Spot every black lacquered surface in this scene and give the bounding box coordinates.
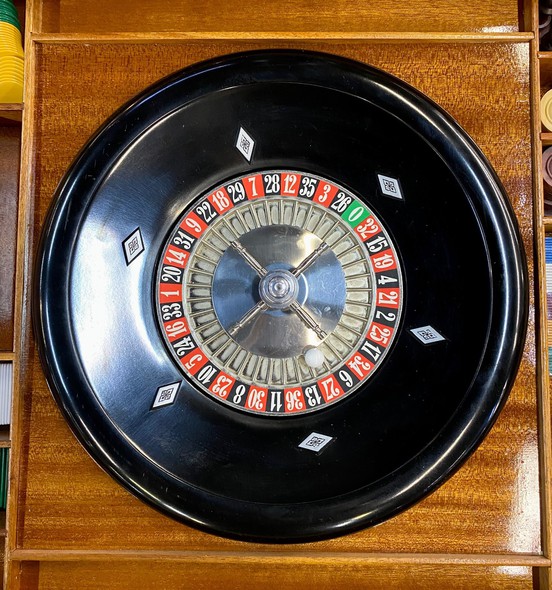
[34,50,527,542]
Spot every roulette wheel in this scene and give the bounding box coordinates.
[34,50,527,542]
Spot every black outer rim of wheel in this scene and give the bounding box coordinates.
[34,49,528,543]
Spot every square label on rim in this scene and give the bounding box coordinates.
[236,127,255,162]
[298,432,334,453]
[410,325,446,344]
[377,174,403,200]
[123,227,145,265]
[152,382,181,409]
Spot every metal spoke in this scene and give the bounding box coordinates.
[292,241,329,278]
[228,300,268,337]
[289,301,327,340]
[230,240,268,278]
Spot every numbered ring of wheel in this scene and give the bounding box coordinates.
[156,171,402,417]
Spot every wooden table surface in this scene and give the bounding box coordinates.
[4,0,548,586]
[13,39,537,555]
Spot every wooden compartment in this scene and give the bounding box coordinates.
[11,37,538,557]
[32,0,522,36]
[0,123,20,353]
[8,561,539,590]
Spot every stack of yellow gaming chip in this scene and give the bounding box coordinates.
[0,0,23,103]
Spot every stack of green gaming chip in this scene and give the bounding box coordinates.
[0,448,8,510]
[0,0,20,28]
[0,0,23,103]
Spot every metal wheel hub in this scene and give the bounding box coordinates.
[259,269,299,309]
[211,224,347,359]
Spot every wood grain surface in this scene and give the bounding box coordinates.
[34,0,521,35]
[0,127,19,352]
[9,40,538,565]
[11,561,538,590]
